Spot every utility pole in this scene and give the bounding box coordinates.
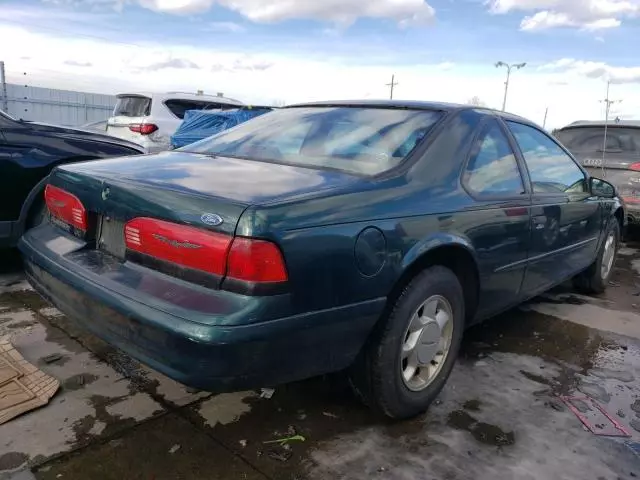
[495,61,526,111]
[599,80,622,176]
[386,74,398,100]
[542,107,549,129]
[0,61,8,113]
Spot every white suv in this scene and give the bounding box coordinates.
[106,92,243,152]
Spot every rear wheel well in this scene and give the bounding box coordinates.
[387,246,479,324]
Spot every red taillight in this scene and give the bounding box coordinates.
[630,162,640,172]
[44,184,87,231]
[129,123,158,135]
[227,237,288,283]
[506,207,528,217]
[623,197,640,204]
[124,218,231,276]
[123,217,288,285]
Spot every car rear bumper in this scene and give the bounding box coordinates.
[19,225,384,391]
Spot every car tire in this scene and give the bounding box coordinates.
[573,220,620,294]
[349,266,465,419]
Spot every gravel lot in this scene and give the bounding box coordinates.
[2,241,640,480]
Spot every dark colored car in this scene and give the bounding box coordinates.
[555,120,640,223]
[19,101,624,419]
[0,110,144,247]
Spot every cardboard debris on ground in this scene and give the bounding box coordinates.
[0,336,60,425]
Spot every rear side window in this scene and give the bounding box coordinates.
[508,121,587,194]
[165,100,237,119]
[555,126,640,154]
[113,96,151,117]
[463,120,524,196]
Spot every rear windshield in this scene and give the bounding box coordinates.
[113,96,151,117]
[555,126,640,153]
[165,99,238,119]
[182,107,443,175]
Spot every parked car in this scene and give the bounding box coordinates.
[0,110,144,248]
[170,106,274,149]
[555,120,640,224]
[106,92,243,153]
[20,101,624,419]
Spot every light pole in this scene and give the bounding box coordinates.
[495,61,526,111]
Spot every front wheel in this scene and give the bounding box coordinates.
[349,266,465,419]
[573,220,620,294]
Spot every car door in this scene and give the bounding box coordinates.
[505,121,602,296]
[461,118,532,318]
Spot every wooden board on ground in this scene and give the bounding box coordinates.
[0,336,59,425]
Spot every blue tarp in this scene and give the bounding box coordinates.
[171,107,272,148]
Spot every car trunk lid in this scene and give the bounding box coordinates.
[48,151,359,243]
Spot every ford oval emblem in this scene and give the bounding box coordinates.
[201,213,223,226]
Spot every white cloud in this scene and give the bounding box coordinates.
[539,58,640,84]
[488,0,640,31]
[520,11,573,30]
[583,17,621,29]
[138,0,214,14]
[64,59,93,67]
[57,0,436,26]
[208,21,245,33]
[43,0,128,11]
[2,23,640,130]
[140,58,200,71]
[434,61,455,71]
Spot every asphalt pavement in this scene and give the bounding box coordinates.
[2,243,640,480]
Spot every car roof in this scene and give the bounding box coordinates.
[116,92,243,105]
[284,99,536,124]
[559,119,640,129]
[285,99,465,111]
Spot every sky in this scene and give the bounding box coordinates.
[1,0,640,129]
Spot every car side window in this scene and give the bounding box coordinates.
[463,120,524,196]
[165,100,197,119]
[507,121,587,194]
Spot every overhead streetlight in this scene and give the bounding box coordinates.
[495,61,526,112]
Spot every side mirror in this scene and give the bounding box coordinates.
[590,177,616,199]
